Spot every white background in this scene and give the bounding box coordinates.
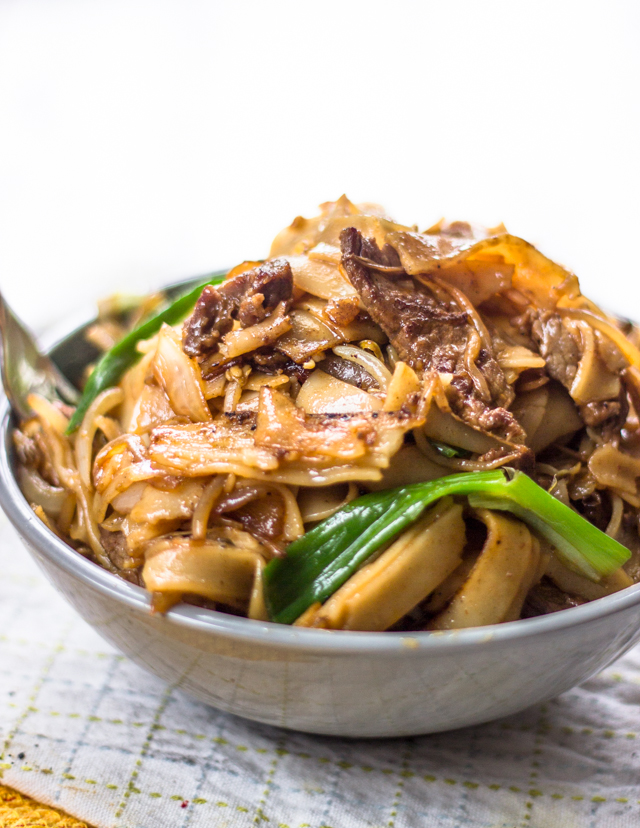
[1,0,639,331]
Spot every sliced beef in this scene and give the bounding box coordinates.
[580,399,621,428]
[531,312,580,389]
[447,376,526,444]
[248,349,312,383]
[183,259,293,358]
[13,428,60,487]
[522,577,585,617]
[340,227,525,444]
[341,227,468,373]
[99,528,142,585]
[584,382,629,441]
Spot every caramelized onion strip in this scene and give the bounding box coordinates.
[605,492,624,539]
[27,394,110,565]
[427,274,492,351]
[560,307,640,371]
[464,330,491,403]
[75,387,124,489]
[413,426,520,472]
[191,475,226,540]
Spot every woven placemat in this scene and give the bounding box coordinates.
[0,784,90,828]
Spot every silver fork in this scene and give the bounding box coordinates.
[0,289,79,420]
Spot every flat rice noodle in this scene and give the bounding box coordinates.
[110,480,146,513]
[496,345,546,380]
[297,297,387,345]
[129,479,206,524]
[509,386,549,447]
[122,516,184,554]
[365,444,446,491]
[313,498,466,631]
[75,387,125,489]
[307,242,342,266]
[429,510,540,629]
[295,370,382,414]
[529,383,582,453]
[219,302,292,359]
[275,309,342,363]
[422,400,512,455]
[142,529,265,610]
[284,255,357,301]
[153,324,212,423]
[272,200,572,311]
[438,260,515,307]
[128,382,175,435]
[248,558,269,620]
[269,195,410,257]
[149,416,280,475]
[255,386,377,460]
[589,444,640,496]
[386,230,574,310]
[93,435,169,520]
[545,555,633,601]
[119,348,155,431]
[510,382,582,453]
[148,389,414,485]
[569,322,621,404]
[423,554,479,614]
[383,362,421,412]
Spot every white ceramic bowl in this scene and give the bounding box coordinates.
[2,319,640,737]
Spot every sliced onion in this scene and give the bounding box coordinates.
[75,387,124,489]
[17,466,68,517]
[297,483,358,523]
[153,324,212,423]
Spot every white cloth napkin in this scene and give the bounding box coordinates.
[1,509,639,828]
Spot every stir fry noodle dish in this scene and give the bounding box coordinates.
[14,198,640,631]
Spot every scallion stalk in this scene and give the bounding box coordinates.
[263,469,630,624]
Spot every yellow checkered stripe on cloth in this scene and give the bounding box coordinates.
[0,785,91,828]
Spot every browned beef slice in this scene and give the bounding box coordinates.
[522,577,584,617]
[183,259,293,358]
[531,312,580,389]
[99,528,142,585]
[447,376,525,444]
[340,227,468,372]
[340,227,525,443]
[580,400,621,427]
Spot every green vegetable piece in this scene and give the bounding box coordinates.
[66,271,227,433]
[429,440,471,459]
[263,469,631,624]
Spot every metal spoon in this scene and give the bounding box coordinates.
[0,289,79,421]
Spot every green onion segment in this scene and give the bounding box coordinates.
[263,469,631,625]
[429,440,471,459]
[66,271,226,433]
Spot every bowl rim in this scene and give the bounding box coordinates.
[3,312,640,656]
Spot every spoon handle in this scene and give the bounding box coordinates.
[0,290,79,421]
